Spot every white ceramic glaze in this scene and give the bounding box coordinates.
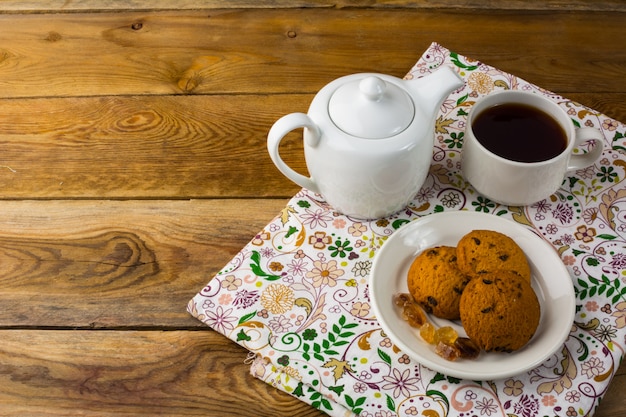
[462,90,604,206]
[267,66,464,219]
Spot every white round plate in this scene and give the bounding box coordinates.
[370,211,575,380]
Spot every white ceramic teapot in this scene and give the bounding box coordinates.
[267,65,464,219]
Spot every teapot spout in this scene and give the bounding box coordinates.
[405,65,464,122]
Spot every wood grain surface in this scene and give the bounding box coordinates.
[0,2,623,416]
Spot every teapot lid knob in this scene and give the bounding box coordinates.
[328,75,415,139]
[359,76,386,101]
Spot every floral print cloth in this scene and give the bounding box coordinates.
[188,43,626,417]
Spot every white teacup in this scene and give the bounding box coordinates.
[462,90,604,206]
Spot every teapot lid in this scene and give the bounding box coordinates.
[328,76,414,139]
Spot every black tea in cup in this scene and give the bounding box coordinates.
[472,103,568,163]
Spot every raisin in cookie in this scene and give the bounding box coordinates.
[456,229,531,282]
[407,246,471,320]
[459,271,540,352]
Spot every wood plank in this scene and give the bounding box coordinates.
[0,10,621,98]
[0,329,325,417]
[0,329,622,416]
[0,93,623,200]
[0,0,624,12]
[0,94,309,199]
[0,199,288,328]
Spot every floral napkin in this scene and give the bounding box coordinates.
[188,42,626,417]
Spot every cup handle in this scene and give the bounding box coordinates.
[567,127,604,171]
[267,112,321,193]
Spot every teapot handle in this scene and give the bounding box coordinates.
[267,112,322,194]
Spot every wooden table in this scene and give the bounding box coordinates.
[0,1,624,416]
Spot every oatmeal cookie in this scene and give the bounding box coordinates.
[407,246,471,320]
[460,271,540,352]
[456,229,531,281]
